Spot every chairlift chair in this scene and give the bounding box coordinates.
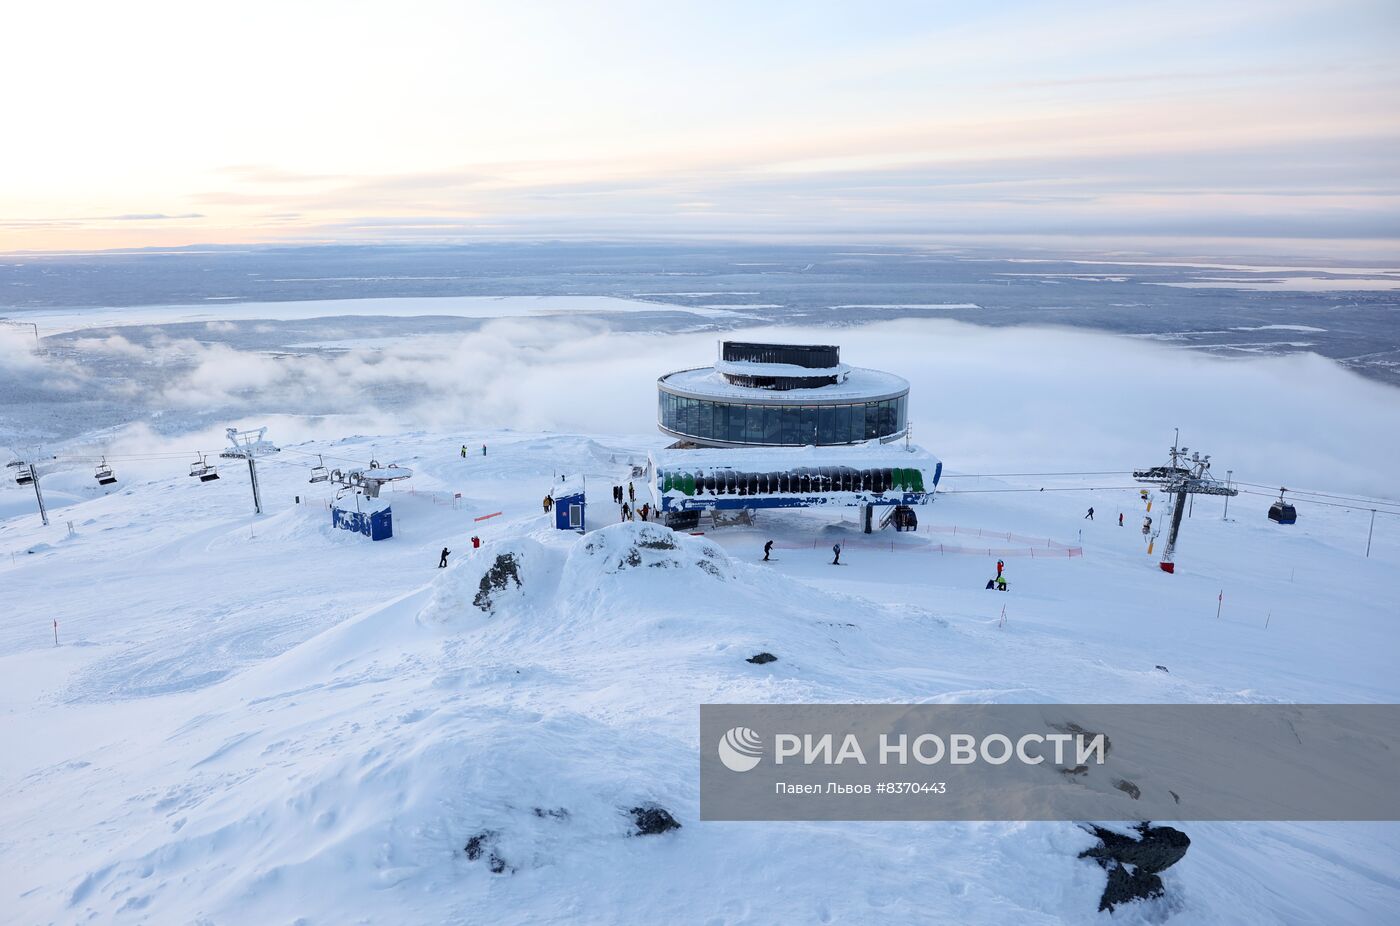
[13,464,34,486]
[190,454,220,482]
[309,455,330,484]
[1267,488,1297,525]
[94,458,117,485]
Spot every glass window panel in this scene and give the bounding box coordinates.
[817,406,836,443]
[834,404,853,443]
[851,403,866,442]
[779,406,801,445]
[728,404,745,443]
[800,406,818,445]
[763,406,781,443]
[745,406,764,443]
[865,402,880,439]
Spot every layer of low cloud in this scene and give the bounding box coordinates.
[5,318,1398,501]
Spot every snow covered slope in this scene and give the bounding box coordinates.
[3,427,1398,924]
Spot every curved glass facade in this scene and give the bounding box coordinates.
[658,391,907,446]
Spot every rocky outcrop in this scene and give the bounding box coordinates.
[473,553,522,612]
[1080,822,1190,912]
[630,804,681,836]
[464,829,512,874]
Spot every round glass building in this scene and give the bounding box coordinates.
[658,341,909,447]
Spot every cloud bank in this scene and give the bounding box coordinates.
[7,318,1397,500]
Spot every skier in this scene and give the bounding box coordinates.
[620,503,631,522]
[831,542,842,565]
[763,540,774,561]
[460,445,466,458]
[471,536,481,549]
[1118,512,1124,527]
[996,574,1008,592]
[628,482,636,503]
[482,444,487,456]
[438,547,450,568]
[1085,507,1095,520]
[639,502,650,521]
[996,558,1004,578]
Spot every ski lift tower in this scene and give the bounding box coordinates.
[325,459,413,498]
[219,426,280,515]
[1133,430,1236,573]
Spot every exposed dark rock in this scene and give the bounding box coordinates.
[1081,823,1191,912]
[747,652,778,665]
[464,829,513,874]
[1155,665,1169,673]
[464,830,496,860]
[473,553,522,611]
[630,804,681,836]
[1114,779,1142,800]
[533,806,569,820]
[1059,764,1089,776]
[1099,861,1164,911]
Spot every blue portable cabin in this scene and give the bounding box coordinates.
[552,476,586,532]
[332,494,393,540]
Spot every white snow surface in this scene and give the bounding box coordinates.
[661,365,908,401]
[3,426,1399,924]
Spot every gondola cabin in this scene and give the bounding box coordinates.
[1268,489,1297,525]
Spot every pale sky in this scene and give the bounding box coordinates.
[1,0,1397,252]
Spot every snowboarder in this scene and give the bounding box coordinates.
[831,542,842,565]
[1118,512,1124,527]
[438,547,450,568]
[1085,507,1095,520]
[628,482,636,503]
[996,558,1004,578]
[460,445,466,458]
[996,575,1008,592]
[763,540,774,561]
[482,444,487,456]
[639,502,650,521]
[621,503,631,522]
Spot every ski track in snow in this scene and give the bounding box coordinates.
[2,428,1398,924]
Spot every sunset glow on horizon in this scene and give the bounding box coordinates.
[2,0,1397,254]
